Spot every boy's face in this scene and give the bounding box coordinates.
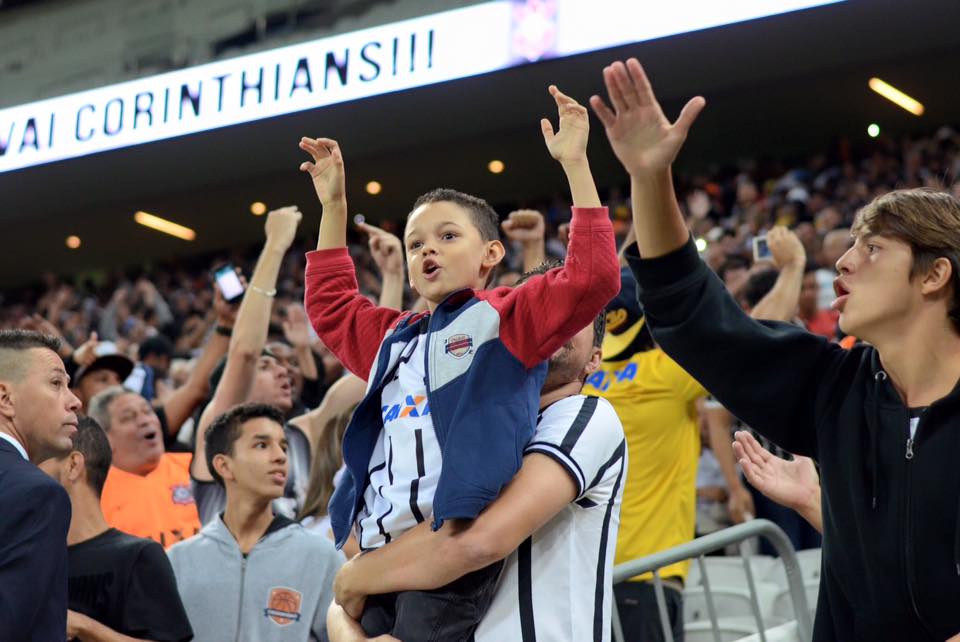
[405,201,504,309]
[833,233,921,341]
[221,417,288,501]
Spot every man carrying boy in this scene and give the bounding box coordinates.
[327,264,626,642]
[301,85,619,639]
[167,404,342,641]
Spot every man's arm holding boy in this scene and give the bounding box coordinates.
[489,86,620,367]
[300,138,405,379]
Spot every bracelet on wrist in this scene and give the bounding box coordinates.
[215,325,233,337]
[248,285,277,297]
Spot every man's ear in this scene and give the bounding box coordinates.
[920,256,954,297]
[0,381,15,421]
[582,347,603,379]
[66,452,85,485]
[212,453,234,484]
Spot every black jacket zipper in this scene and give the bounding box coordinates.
[903,418,935,639]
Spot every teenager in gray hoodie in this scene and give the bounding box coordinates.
[168,403,342,641]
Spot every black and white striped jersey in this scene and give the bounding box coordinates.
[356,334,441,550]
[476,394,627,642]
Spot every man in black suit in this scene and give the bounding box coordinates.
[0,330,82,640]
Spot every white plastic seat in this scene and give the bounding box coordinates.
[683,581,783,624]
[686,555,778,588]
[733,619,803,642]
[772,581,819,621]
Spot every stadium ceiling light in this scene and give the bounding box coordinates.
[65,235,81,249]
[867,123,880,138]
[250,201,267,216]
[134,211,196,241]
[868,78,924,116]
[488,160,505,174]
[365,181,382,195]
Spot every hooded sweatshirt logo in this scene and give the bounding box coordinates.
[264,587,302,626]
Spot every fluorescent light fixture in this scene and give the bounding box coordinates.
[487,159,505,174]
[134,211,196,241]
[868,78,924,116]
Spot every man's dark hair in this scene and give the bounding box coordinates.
[743,268,781,309]
[72,416,113,497]
[516,261,606,348]
[410,188,500,242]
[717,255,751,283]
[205,403,285,487]
[0,330,62,381]
[138,335,174,361]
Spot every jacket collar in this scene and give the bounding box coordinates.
[0,432,28,460]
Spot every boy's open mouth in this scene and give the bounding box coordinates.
[423,259,441,279]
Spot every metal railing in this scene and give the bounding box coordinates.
[611,519,813,642]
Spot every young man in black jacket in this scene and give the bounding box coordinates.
[590,58,960,641]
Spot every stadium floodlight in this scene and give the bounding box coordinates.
[868,78,924,116]
[134,211,196,241]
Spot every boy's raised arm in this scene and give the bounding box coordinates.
[300,137,348,250]
[487,86,619,367]
[300,137,404,380]
[542,85,601,209]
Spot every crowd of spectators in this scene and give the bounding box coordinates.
[1,117,958,641]
[5,125,958,369]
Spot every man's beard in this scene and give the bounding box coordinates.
[543,345,584,393]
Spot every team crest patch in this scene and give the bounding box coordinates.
[444,334,473,358]
[170,484,194,505]
[264,587,303,626]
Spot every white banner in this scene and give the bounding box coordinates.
[0,0,841,173]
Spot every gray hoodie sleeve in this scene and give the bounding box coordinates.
[312,544,346,642]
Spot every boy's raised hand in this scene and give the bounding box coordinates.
[589,58,705,175]
[541,85,590,164]
[299,137,346,206]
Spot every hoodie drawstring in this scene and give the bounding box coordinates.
[868,370,887,510]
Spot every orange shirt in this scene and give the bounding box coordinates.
[101,452,201,549]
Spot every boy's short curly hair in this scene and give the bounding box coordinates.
[410,188,500,242]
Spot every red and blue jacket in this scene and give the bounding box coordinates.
[304,207,619,549]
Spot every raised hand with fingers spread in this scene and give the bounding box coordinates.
[589,58,705,176]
